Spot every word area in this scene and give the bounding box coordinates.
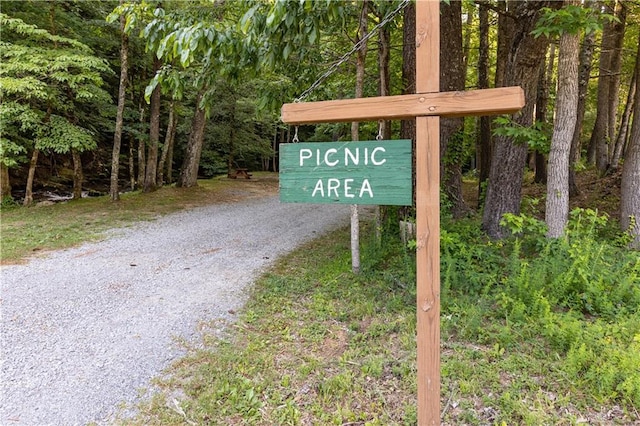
[279,140,412,205]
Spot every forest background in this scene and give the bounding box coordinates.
[2,0,640,424]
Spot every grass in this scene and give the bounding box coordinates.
[0,173,277,264]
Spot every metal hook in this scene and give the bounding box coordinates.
[376,120,384,141]
[292,126,299,143]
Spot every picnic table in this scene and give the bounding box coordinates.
[228,168,252,179]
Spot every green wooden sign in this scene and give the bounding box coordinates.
[279,140,412,205]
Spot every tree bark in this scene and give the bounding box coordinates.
[482,1,558,239]
[157,100,176,186]
[534,43,555,184]
[494,1,513,89]
[461,4,473,75]
[378,24,391,140]
[143,55,162,193]
[24,149,39,206]
[137,103,146,189]
[0,162,10,199]
[620,30,640,249]
[349,0,369,274]
[177,89,207,188]
[606,0,626,156]
[227,95,236,177]
[477,2,491,207]
[376,9,392,242]
[110,7,128,202]
[129,135,135,190]
[569,21,596,197]
[588,1,621,171]
[71,149,83,199]
[611,62,635,169]
[401,2,416,211]
[165,123,176,185]
[546,8,580,238]
[440,0,469,218]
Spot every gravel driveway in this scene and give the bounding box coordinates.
[1,195,350,425]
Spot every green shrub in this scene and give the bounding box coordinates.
[442,208,640,407]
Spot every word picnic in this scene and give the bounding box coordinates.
[279,140,412,206]
[299,147,387,167]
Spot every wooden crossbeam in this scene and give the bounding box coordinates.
[281,86,524,124]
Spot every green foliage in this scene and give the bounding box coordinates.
[0,12,112,166]
[532,5,603,38]
[493,116,550,153]
[447,208,640,408]
[35,115,97,154]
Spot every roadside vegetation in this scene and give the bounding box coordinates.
[0,174,277,264]
[60,175,634,426]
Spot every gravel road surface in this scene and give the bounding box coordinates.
[1,195,350,425]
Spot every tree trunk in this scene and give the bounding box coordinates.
[24,149,39,206]
[546,8,580,238]
[378,24,391,140]
[482,1,558,239]
[588,1,619,171]
[611,64,636,169]
[494,1,513,89]
[534,43,555,184]
[0,162,10,199]
[569,21,596,197]
[227,97,236,177]
[137,103,146,189]
[620,31,640,249]
[461,4,473,74]
[377,12,392,242]
[440,0,468,218]
[477,2,491,206]
[129,135,135,190]
[165,125,176,185]
[606,0,626,157]
[71,149,83,199]
[177,89,207,188]
[401,1,416,211]
[157,100,176,186]
[110,7,128,202]
[349,0,369,274]
[143,55,162,193]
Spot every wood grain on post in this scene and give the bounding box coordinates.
[415,1,440,424]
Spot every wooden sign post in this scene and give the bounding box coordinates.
[280,1,524,424]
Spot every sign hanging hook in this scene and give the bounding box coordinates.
[376,120,383,141]
[292,126,299,143]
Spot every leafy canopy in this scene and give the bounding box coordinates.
[0,13,112,166]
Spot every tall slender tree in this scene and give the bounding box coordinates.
[545,1,581,238]
[349,0,369,274]
[477,2,491,206]
[588,0,626,172]
[143,54,162,192]
[569,10,596,196]
[620,29,640,249]
[110,1,129,202]
[611,72,636,168]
